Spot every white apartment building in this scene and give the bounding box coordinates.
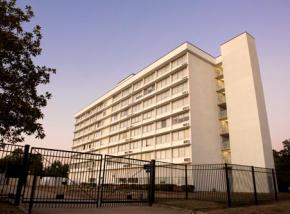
[72,32,274,169]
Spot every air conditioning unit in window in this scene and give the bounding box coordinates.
[182,76,188,80]
[183,106,189,111]
[124,151,129,154]
[123,164,130,168]
[182,62,187,67]
[182,91,188,95]
[183,123,189,127]
[128,151,133,154]
[184,140,190,144]
[184,158,191,162]
[125,138,131,142]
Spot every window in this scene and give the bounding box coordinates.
[172,68,187,82]
[172,55,186,69]
[173,146,190,158]
[119,131,129,140]
[130,140,141,149]
[110,124,119,132]
[156,104,170,116]
[156,118,169,129]
[122,87,131,97]
[133,91,143,101]
[142,137,155,147]
[156,149,171,160]
[144,72,155,84]
[109,134,119,143]
[111,113,119,122]
[131,127,141,137]
[156,76,170,90]
[156,90,170,102]
[118,143,129,152]
[172,97,189,110]
[120,98,130,108]
[156,133,170,145]
[172,112,189,125]
[113,92,121,102]
[142,152,154,161]
[120,119,130,129]
[133,80,142,90]
[108,146,118,154]
[132,102,142,113]
[120,108,129,118]
[143,110,154,120]
[143,97,154,108]
[157,64,170,77]
[112,103,120,112]
[144,84,155,95]
[172,82,188,95]
[172,129,189,141]
[143,123,154,133]
[128,178,138,183]
[131,114,141,124]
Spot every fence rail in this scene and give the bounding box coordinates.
[0,143,289,214]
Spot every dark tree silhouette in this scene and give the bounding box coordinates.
[273,139,290,192]
[44,160,69,178]
[0,148,43,177]
[0,0,56,144]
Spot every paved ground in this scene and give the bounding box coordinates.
[31,206,191,214]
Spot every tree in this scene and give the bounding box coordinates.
[44,160,69,178]
[0,148,43,177]
[273,139,290,192]
[0,0,56,144]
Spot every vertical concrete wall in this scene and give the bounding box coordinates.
[188,52,222,164]
[221,33,274,168]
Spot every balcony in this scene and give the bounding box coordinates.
[216,82,225,93]
[220,125,229,136]
[217,94,226,107]
[215,69,224,80]
[219,110,227,120]
[221,140,230,150]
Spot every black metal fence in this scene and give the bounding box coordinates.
[0,143,289,213]
[100,155,152,206]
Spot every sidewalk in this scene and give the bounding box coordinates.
[31,206,191,214]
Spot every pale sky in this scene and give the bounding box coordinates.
[19,0,290,151]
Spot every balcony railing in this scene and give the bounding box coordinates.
[215,69,224,79]
[220,125,229,135]
[219,110,227,120]
[221,140,230,150]
[216,82,225,92]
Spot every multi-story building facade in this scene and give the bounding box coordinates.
[72,32,274,169]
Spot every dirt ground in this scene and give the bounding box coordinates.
[0,202,25,214]
[204,201,290,214]
[1,200,290,214]
[159,200,290,214]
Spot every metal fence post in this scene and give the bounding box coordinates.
[15,144,30,205]
[149,159,156,206]
[272,169,278,201]
[28,174,37,214]
[224,163,232,207]
[251,166,258,205]
[185,164,188,200]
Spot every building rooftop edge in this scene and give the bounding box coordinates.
[74,32,252,117]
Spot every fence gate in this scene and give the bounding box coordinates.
[100,155,153,206]
[0,144,26,204]
[22,147,102,212]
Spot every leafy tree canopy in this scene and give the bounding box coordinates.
[0,148,43,176]
[0,0,56,144]
[273,139,290,192]
[44,160,69,178]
